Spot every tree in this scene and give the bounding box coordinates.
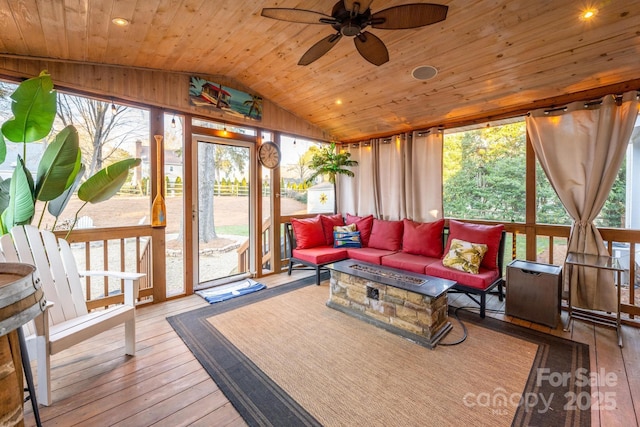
[443,123,526,221]
[597,159,626,228]
[535,163,571,225]
[307,143,358,213]
[56,94,147,176]
[198,143,249,242]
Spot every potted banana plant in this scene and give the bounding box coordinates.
[0,71,141,235]
[307,142,358,214]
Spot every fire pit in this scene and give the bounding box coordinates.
[326,260,455,349]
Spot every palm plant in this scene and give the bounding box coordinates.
[307,142,358,213]
[0,71,141,235]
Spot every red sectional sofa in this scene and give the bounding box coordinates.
[285,214,506,318]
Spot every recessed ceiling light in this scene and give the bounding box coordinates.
[581,8,597,20]
[335,99,342,105]
[411,65,438,81]
[112,17,129,26]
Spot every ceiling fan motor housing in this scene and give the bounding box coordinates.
[331,1,372,37]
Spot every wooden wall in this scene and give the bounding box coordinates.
[0,58,332,142]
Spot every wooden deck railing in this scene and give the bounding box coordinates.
[237,217,272,273]
[56,217,640,326]
[55,225,153,310]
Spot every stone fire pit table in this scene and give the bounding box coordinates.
[327,260,456,349]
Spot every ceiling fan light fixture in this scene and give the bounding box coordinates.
[411,65,438,81]
[341,22,361,36]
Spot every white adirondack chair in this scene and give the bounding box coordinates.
[0,225,144,406]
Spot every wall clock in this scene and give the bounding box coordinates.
[258,141,281,169]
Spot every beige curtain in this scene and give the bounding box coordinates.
[376,135,407,219]
[337,128,443,221]
[337,141,377,216]
[526,91,639,312]
[407,129,444,221]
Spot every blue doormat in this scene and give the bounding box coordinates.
[196,278,266,304]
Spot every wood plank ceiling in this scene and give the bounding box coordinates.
[0,0,639,141]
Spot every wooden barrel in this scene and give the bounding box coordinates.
[0,331,24,426]
[0,263,44,427]
[0,263,45,337]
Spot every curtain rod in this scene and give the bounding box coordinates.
[339,86,640,144]
[542,91,639,114]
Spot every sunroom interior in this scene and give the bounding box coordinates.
[1,0,640,426]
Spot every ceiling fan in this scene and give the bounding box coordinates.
[261,1,448,66]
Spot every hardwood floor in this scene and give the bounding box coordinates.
[22,270,640,426]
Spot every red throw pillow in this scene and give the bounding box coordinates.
[402,218,445,258]
[368,219,404,251]
[445,220,504,270]
[320,213,344,245]
[345,214,374,247]
[291,216,326,249]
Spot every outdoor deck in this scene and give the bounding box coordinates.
[22,270,640,427]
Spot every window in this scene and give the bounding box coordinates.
[0,80,150,230]
[279,135,329,215]
[443,119,526,222]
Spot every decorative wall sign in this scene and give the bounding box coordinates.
[189,76,263,121]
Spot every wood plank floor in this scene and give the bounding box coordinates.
[22,270,640,426]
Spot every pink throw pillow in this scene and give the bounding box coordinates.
[402,218,445,258]
[320,214,344,245]
[445,220,504,270]
[368,219,404,251]
[345,214,374,247]
[291,216,326,249]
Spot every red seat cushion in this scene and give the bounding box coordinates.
[426,262,499,290]
[402,218,445,258]
[445,220,504,270]
[345,214,374,247]
[381,252,440,274]
[347,247,397,264]
[292,246,349,265]
[291,216,325,249]
[368,219,404,251]
[320,213,345,246]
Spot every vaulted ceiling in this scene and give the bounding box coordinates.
[0,0,639,141]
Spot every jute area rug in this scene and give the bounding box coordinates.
[168,276,590,427]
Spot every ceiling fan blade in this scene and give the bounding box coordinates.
[354,31,389,66]
[261,8,332,24]
[343,0,373,15]
[298,33,343,65]
[371,4,448,29]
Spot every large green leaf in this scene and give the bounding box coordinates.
[2,156,35,230]
[48,164,85,218]
[0,133,6,164]
[0,178,11,214]
[78,158,141,203]
[35,125,81,201]
[1,71,57,143]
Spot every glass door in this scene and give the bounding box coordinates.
[195,137,253,289]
